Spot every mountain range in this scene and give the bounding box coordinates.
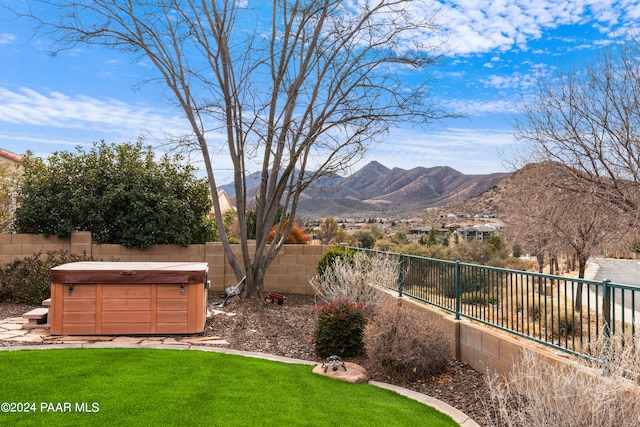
[221,161,511,217]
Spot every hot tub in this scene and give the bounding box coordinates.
[49,262,209,335]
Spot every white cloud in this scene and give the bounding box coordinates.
[480,72,537,90]
[0,33,15,44]
[362,126,519,174]
[441,97,520,115]
[410,0,637,56]
[0,87,187,137]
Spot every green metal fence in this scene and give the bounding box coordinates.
[355,248,640,360]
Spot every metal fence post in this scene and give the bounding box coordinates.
[397,253,404,298]
[601,279,613,376]
[455,260,461,320]
[603,279,611,339]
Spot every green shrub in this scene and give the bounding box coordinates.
[314,298,367,358]
[0,250,95,304]
[316,246,355,279]
[365,303,451,382]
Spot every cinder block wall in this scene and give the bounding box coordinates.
[0,233,73,265]
[0,231,328,295]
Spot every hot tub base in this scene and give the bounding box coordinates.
[49,262,209,336]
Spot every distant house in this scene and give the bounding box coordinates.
[409,226,451,241]
[216,190,235,213]
[409,226,433,236]
[457,224,497,243]
[209,190,236,219]
[0,148,22,232]
[0,148,22,172]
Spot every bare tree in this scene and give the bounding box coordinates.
[501,163,556,276]
[19,1,450,296]
[503,162,626,309]
[514,42,640,219]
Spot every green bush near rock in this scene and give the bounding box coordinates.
[314,298,367,358]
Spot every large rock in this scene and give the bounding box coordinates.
[312,360,369,384]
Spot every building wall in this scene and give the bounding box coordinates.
[0,231,328,295]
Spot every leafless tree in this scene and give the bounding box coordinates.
[18,1,450,296]
[503,162,626,309]
[514,41,640,219]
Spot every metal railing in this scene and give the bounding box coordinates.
[354,248,640,360]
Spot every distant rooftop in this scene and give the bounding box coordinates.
[0,148,22,164]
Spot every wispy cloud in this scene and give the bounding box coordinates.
[364,126,519,174]
[441,97,520,116]
[0,87,186,137]
[0,33,15,44]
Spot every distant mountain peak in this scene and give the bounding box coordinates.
[220,161,511,216]
[355,161,389,175]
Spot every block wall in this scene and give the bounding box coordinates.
[384,290,578,378]
[0,232,329,295]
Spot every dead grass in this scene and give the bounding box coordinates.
[484,339,640,427]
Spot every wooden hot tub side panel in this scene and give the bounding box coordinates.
[58,284,97,335]
[156,284,189,334]
[101,284,153,335]
[50,282,206,335]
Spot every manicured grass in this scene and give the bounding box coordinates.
[0,348,457,426]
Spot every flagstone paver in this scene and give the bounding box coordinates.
[1,322,26,331]
[0,310,238,347]
[8,335,43,343]
[0,331,26,340]
[160,338,189,345]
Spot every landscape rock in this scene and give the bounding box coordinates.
[312,360,369,384]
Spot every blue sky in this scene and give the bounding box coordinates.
[1,1,640,183]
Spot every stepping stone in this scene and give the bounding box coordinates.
[161,338,189,345]
[0,331,27,340]
[9,335,44,343]
[2,323,25,331]
[111,337,144,344]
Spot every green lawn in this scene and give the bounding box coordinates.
[0,348,457,426]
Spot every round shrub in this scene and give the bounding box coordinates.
[314,298,367,358]
[365,303,451,382]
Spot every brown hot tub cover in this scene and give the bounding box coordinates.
[50,262,208,284]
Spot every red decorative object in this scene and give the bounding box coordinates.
[265,292,286,305]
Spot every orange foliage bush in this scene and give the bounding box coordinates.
[267,220,310,244]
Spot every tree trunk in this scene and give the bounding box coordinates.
[536,251,545,293]
[574,256,587,311]
[242,264,265,298]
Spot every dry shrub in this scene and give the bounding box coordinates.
[484,338,640,427]
[0,250,95,304]
[310,252,397,314]
[364,302,451,382]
